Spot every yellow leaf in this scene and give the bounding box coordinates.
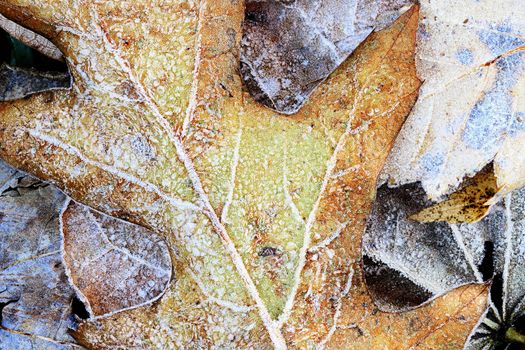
[410,165,499,224]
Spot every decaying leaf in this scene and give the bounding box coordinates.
[61,200,172,318]
[0,159,20,191]
[0,64,70,101]
[383,0,525,198]
[409,164,499,224]
[240,0,415,114]
[0,1,489,349]
[363,173,525,349]
[0,163,81,349]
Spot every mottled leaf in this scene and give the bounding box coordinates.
[409,164,499,224]
[241,0,415,114]
[61,200,172,318]
[383,0,525,198]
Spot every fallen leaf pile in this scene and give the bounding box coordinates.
[0,165,78,349]
[363,177,525,349]
[0,0,522,349]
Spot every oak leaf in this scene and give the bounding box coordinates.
[240,0,415,114]
[0,2,488,349]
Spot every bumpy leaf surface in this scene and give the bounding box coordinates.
[0,2,488,349]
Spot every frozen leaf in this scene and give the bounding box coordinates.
[0,2,487,348]
[383,0,525,198]
[61,200,172,317]
[410,164,499,224]
[0,161,81,349]
[467,188,525,349]
[363,171,525,349]
[241,0,415,114]
[363,182,496,312]
[0,159,20,191]
[0,64,71,101]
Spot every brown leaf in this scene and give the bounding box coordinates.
[61,200,172,318]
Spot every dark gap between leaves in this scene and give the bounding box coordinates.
[0,19,71,101]
[71,296,90,320]
[478,240,495,281]
[0,299,19,324]
[363,255,433,311]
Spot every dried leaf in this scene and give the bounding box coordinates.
[467,188,525,349]
[362,171,525,349]
[409,164,499,224]
[0,159,20,191]
[240,0,415,114]
[383,0,525,198]
[0,162,81,349]
[0,2,487,348]
[0,16,70,101]
[363,182,498,311]
[0,64,70,101]
[61,200,172,318]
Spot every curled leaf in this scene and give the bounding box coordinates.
[0,14,63,61]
